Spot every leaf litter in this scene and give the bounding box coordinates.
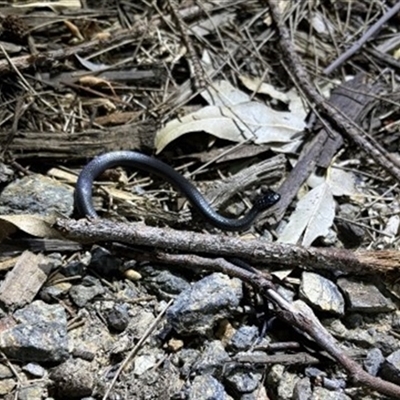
[0,1,399,399]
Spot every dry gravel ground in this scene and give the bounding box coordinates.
[0,1,400,399]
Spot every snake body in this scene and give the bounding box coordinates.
[75,151,280,231]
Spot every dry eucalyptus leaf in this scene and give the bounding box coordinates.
[278,183,336,246]
[155,79,305,153]
[383,215,400,238]
[271,269,293,281]
[203,80,307,120]
[327,167,357,197]
[201,80,250,106]
[190,12,235,37]
[75,54,109,71]
[270,137,304,154]
[239,75,289,103]
[307,167,357,197]
[0,214,63,241]
[12,0,81,11]
[156,99,303,153]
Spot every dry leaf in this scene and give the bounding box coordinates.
[155,79,305,153]
[239,75,289,103]
[202,80,250,106]
[0,214,63,242]
[327,167,357,197]
[64,20,84,41]
[307,167,358,197]
[191,12,235,37]
[12,0,81,11]
[278,183,335,246]
[75,54,109,71]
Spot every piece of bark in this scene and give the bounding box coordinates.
[263,74,386,225]
[264,130,328,225]
[0,251,52,311]
[41,67,167,89]
[2,121,156,160]
[0,239,82,256]
[313,73,385,168]
[187,144,273,164]
[233,351,320,366]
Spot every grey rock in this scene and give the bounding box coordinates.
[63,260,87,277]
[0,162,14,183]
[328,319,400,353]
[107,304,129,332]
[364,348,384,376]
[167,273,243,335]
[305,367,326,378]
[336,203,365,248]
[127,310,156,339]
[22,362,46,378]
[0,363,13,378]
[268,365,299,400]
[193,341,230,374]
[89,246,122,275]
[300,272,345,315]
[240,394,255,400]
[343,312,363,329]
[178,348,201,376]
[312,387,351,399]
[50,358,93,398]
[69,277,105,307]
[118,365,181,399]
[142,266,190,297]
[17,383,47,400]
[368,329,400,355]
[322,377,346,390]
[133,354,157,376]
[292,377,312,400]
[0,301,68,363]
[0,379,16,396]
[0,174,73,216]
[40,281,72,302]
[225,371,261,393]
[380,349,400,385]
[391,311,400,330]
[337,278,395,313]
[240,389,268,400]
[228,325,258,352]
[189,374,227,400]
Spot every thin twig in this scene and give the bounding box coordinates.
[102,299,174,400]
[0,28,145,76]
[324,1,400,74]
[168,0,207,90]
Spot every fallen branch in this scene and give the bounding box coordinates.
[55,219,400,275]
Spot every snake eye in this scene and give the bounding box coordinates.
[254,189,280,211]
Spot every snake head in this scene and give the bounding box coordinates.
[254,189,280,211]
